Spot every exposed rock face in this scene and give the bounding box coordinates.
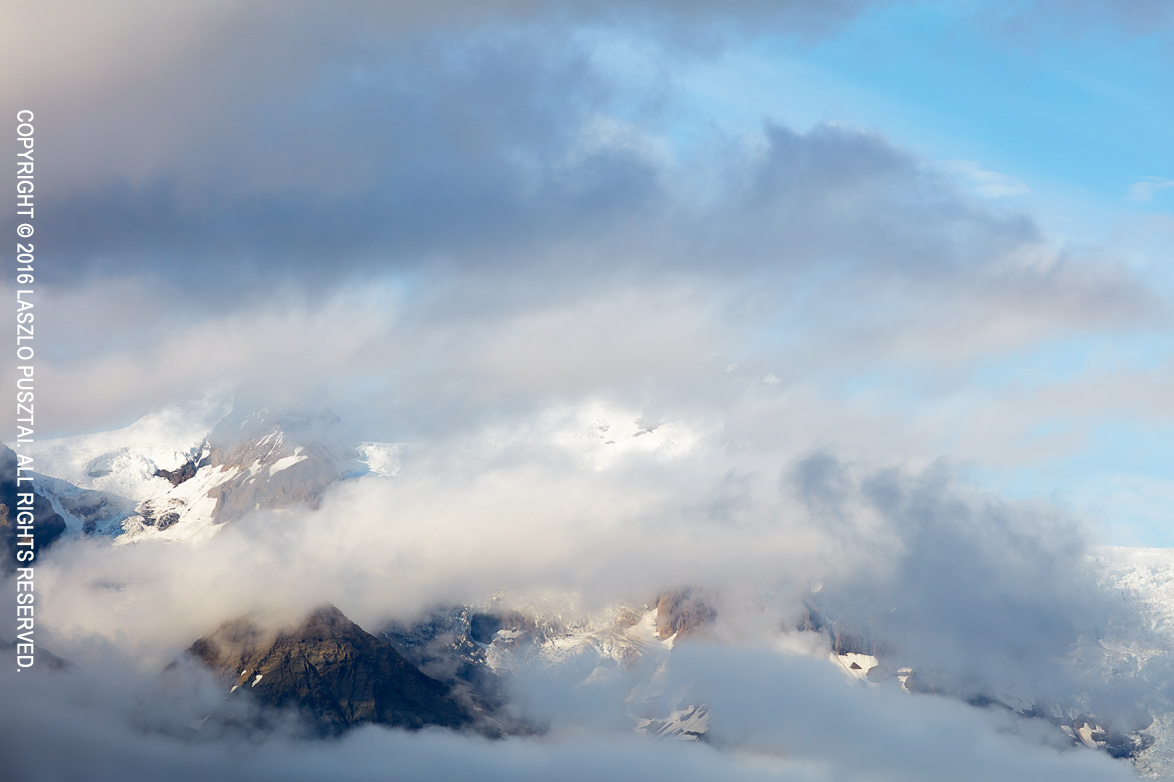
[185,605,472,736]
[0,444,67,571]
[136,499,182,531]
[202,408,344,524]
[1064,713,1154,759]
[154,456,203,487]
[656,589,715,640]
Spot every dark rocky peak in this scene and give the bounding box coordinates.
[184,605,472,736]
[154,445,210,487]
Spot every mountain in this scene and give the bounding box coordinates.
[118,405,350,544]
[1,443,67,571]
[654,589,716,641]
[385,598,709,741]
[25,395,407,546]
[184,605,472,736]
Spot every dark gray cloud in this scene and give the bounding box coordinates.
[9,60,1044,300]
[10,31,643,292]
[0,111,1107,439]
[786,454,1127,713]
[1,1,896,294]
[778,493,1156,754]
[15,0,1117,335]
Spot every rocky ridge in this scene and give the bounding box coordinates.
[184,605,473,737]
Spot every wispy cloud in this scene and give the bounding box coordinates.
[1127,177,1174,202]
[940,160,1032,200]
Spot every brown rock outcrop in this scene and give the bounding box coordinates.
[185,605,472,736]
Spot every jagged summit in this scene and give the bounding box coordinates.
[23,393,407,546]
[184,604,472,736]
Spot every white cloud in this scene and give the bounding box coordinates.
[1127,177,1174,202]
[940,160,1032,199]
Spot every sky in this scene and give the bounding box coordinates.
[3,1,1174,779]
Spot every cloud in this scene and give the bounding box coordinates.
[28,434,1112,718]
[14,107,1155,441]
[8,0,1116,316]
[665,645,1137,782]
[1128,177,1174,202]
[940,161,1032,200]
[984,0,1174,41]
[0,1,898,291]
[789,455,1107,702]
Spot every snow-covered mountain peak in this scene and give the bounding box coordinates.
[26,394,406,545]
[27,391,233,501]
